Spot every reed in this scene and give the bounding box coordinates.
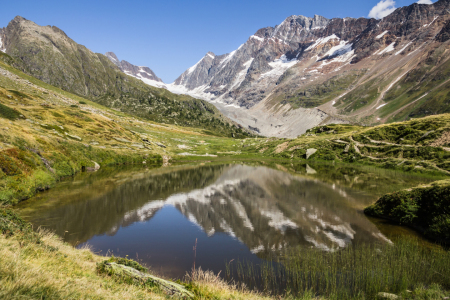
[226,237,450,299]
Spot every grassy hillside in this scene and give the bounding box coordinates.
[239,114,450,176]
[0,25,250,138]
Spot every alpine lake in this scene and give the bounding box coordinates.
[16,160,444,283]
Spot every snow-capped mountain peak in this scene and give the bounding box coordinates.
[105,52,165,88]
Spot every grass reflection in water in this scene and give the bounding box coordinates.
[227,237,450,299]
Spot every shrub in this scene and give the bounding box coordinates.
[0,102,21,120]
[365,182,450,241]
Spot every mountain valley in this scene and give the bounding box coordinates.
[3,1,450,138]
[1,1,450,299]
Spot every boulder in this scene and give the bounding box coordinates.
[306,148,317,159]
[377,292,399,299]
[86,161,100,172]
[113,137,131,143]
[132,143,145,149]
[100,262,194,299]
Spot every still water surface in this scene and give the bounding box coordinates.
[17,162,439,278]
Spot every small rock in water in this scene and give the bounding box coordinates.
[306,164,317,174]
[86,161,101,172]
[377,292,399,299]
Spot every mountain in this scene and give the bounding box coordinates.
[0,16,250,137]
[0,29,5,53]
[170,0,450,137]
[105,52,165,89]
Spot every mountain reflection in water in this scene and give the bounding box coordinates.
[17,163,433,278]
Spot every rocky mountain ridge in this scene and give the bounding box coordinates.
[105,52,165,88]
[168,0,450,137]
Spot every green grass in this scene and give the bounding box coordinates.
[337,77,387,115]
[0,138,162,205]
[283,71,365,109]
[378,44,450,123]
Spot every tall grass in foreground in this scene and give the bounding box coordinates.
[226,238,450,299]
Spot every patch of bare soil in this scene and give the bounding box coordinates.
[274,142,289,154]
[431,131,450,147]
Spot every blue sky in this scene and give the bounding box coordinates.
[1,0,433,82]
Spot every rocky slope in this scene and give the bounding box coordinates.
[105,52,165,89]
[169,0,450,137]
[0,17,247,137]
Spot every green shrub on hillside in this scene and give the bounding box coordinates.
[365,182,450,241]
[0,102,21,120]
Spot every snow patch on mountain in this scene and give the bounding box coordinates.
[250,35,264,42]
[423,16,439,27]
[0,36,5,53]
[219,219,237,238]
[376,30,389,39]
[187,57,205,74]
[321,42,353,59]
[250,245,265,254]
[378,42,396,55]
[261,55,298,78]
[219,45,243,70]
[306,34,340,51]
[124,71,166,89]
[166,82,214,101]
[106,52,164,88]
[395,41,413,55]
[229,198,254,231]
[229,58,254,90]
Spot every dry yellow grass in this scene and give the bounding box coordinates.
[186,268,276,300]
[0,230,165,299]
[0,229,295,300]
